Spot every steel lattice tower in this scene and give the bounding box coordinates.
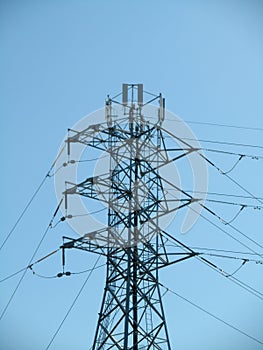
[61,84,195,349]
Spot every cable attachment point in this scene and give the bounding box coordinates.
[28,265,36,276]
[57,271,71,278]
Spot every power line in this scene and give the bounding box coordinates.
[198,252,262,263]
[0,201,63,320]
[45,255,101,350]
[0,148,65,252]
[0,266,28,283]
[204,198,262,208]
[166,136,263,150]
[165,244,263,257]
[0,174,48,252]
[0,224,51,320]
[149,146,263,250]
[165,190,263,209]
[147,115,263,132]
[197,208,262,257]
[200,153,263,205]
[60,144,263,181]
[0,259,105,283]
[160,283,263,346]
[196,138,263,150]
[162,177,263,256]
[197,250,263,300]
[163,151,263,249]
[163,231,263,301]
[70,263,105,275]
[168,189,263,202]
[184,120,263,132]
[167,146,263,159]
[3,244,262,284]
[0,249,60,283]
[30,262,105,279]
[199,200,263,250]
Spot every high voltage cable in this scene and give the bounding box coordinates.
[147,115,263,132]
[160,283,263,346]
[149,207,263,300]
[45,255,101,350]
[203,198,262,209]
[0,249,61,283]
[198,198,263,249]
[0,200,63,321]
[194,138,263,150]
[160,140,263,207]
[196,252,262,263]
[164,190,263,209]
[162,177,263,256]
[163,231,263,301]
[230,274,263,298]
[165,135,263,150]
[129,148,263,257]
[169,189,263,202]
[30,263,105,280]
[159,147,263,246]
[200,153,263,205]
[0,266,28,283]
[166,245,263,264]
[195,205,263,256]
[165,244,263,257]
[0,224,51,320]
[166,147,263,159]
[183,120,263,132]
[0,147,65,252]
[0,175,48,251]
[165,243,263,270]
[197,247,263,300]
[3,246,261,284]
[60,145,262,173]
[51,207,107,228]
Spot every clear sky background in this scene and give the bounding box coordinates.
[1,0,263,349]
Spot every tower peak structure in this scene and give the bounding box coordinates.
[60,83,198,349]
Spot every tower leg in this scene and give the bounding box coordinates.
[92,243,171,350]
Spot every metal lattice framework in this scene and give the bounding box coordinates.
[61,84,197,349]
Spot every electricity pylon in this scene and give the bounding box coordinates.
[61,84,196,349]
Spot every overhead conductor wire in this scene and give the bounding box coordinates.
[45,255,101,350]
[0,199,63,321]
[162,230,263,301]
[199,152,263,205]
[0,146,65,251]
[159,283,263,346]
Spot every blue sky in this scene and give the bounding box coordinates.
[1,0,263,349]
